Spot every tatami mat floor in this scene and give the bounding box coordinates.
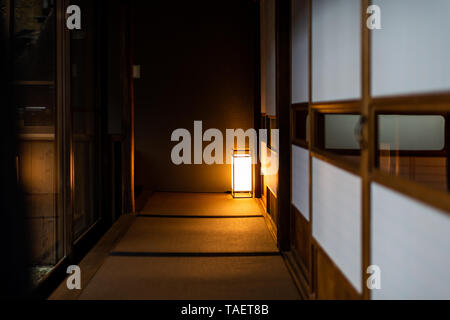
[79,256,299,300]
[51,192,300,300]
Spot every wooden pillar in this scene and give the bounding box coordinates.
[119,0,135,214]
[276,0,292,251]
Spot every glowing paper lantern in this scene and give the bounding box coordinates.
[231,150,253,198]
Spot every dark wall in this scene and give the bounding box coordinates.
[107,0,123,135]
[133,0,257,192]
[0,1,30,297]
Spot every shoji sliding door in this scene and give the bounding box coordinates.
[291,0,365,299]
[310,0,363,299]
[260,0,279,232]
[290,0,310,298]
[369,0,450,299]
[289,0,450,300]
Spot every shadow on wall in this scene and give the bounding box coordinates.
[133,0,257,193]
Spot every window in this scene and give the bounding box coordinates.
[12,0,63,287]
[292,104,309,145]
[376,113,448,193]
[314,111,362,167]
[71,0,101,239]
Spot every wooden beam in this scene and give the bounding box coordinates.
[361,0,371,301]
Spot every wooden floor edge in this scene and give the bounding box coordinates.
[135,189,154,212]
[282,251,310,300]
[48,214,136,300]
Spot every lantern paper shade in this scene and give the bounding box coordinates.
[232,150,253,198]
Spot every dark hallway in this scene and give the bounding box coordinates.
[1,0,450,306]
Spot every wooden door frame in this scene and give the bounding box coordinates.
[119,0,135,214]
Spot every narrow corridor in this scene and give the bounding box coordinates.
[50,193,300,300]
[2,0,450,303]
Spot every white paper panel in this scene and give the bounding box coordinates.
[312,158,362,292]
[261,142,278,195]
[260,2,266,115]
[270,129,279,153]
[371,0,450,97]
[292,145,309,220]
[291,0,309,104]
[312,0,361,102]
[379,115,445,151]
[267,148,278,195]
[371,183,450,300]
[261,0,276,116]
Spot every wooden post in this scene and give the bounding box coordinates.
[276,0,292,251]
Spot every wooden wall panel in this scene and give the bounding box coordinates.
[316,246,360,300]
[268,188,278,227]
[292,205,310,276]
